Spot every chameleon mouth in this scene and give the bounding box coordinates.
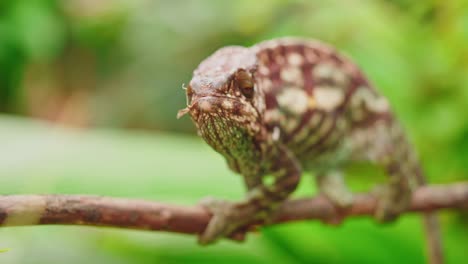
[177,96,228,119]
[179,95,243,119]
[178,95,261,165]
[178,95,260,141]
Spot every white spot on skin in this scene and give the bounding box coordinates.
[312,63,349,87]
[222,100,233,110]
[272,126,281,141]
[240,104,255,116]
[277,88,309,115]
[351,87,389,114]
[259,78,273,92]
[280,66,304,85]
[258,66,270,75]
[333,70,349,87]
[264,109,281,123]
[308,97,316,109]
[313,63,335,79]
[233,116,247,123]
[287,53,304,66]
[369,97,389,113]
[198,100,212,112]
[314,86,345,111]
[256,94,266,113]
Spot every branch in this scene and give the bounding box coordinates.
[0,183,467,236]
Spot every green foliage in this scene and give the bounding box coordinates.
[0,0,64,110]
[0,0,466,178]
[0,0,467,263]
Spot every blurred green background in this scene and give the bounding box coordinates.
[0,0,467,263]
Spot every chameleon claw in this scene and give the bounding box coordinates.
[198,213,228,245]
[198,198,251,245]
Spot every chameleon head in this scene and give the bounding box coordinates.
[178,46,266,162]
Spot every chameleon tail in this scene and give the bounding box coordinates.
[422,211,443,264]
[370,116,444,264]
[395,121,444,264]
[413,166,444,264]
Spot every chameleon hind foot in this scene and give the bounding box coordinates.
[373,184,412,223]
[198,197,257,245]
[316,171,354,208]
[316,171,354,224]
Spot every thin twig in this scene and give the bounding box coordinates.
[0,183,467,236]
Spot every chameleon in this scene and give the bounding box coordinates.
[178,37,443,263]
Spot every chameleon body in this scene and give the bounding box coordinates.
[178,37,442,262]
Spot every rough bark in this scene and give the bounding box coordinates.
[0,183,467,236]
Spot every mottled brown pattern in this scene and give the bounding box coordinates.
[180,37,442,263]
[253,39,364,160]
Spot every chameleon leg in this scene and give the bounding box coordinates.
[316,170,353,208]
[244,176,262,190]
[361,119,443,263]
[198,145,301,245]
[367,121,413,222]
[373,150,413,222]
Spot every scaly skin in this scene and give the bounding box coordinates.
[178,38,442,263]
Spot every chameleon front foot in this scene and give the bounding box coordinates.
[198,197,257,245]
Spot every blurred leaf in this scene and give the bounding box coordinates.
[0,0,467,263]
[0,116,465,264]
[10,0,65,61]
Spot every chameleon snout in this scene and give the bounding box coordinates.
[191,96,243,115]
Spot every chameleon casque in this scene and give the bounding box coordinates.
[178,37,442,262]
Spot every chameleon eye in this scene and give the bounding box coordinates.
[240,82,254,99]
[236,71,255,99]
